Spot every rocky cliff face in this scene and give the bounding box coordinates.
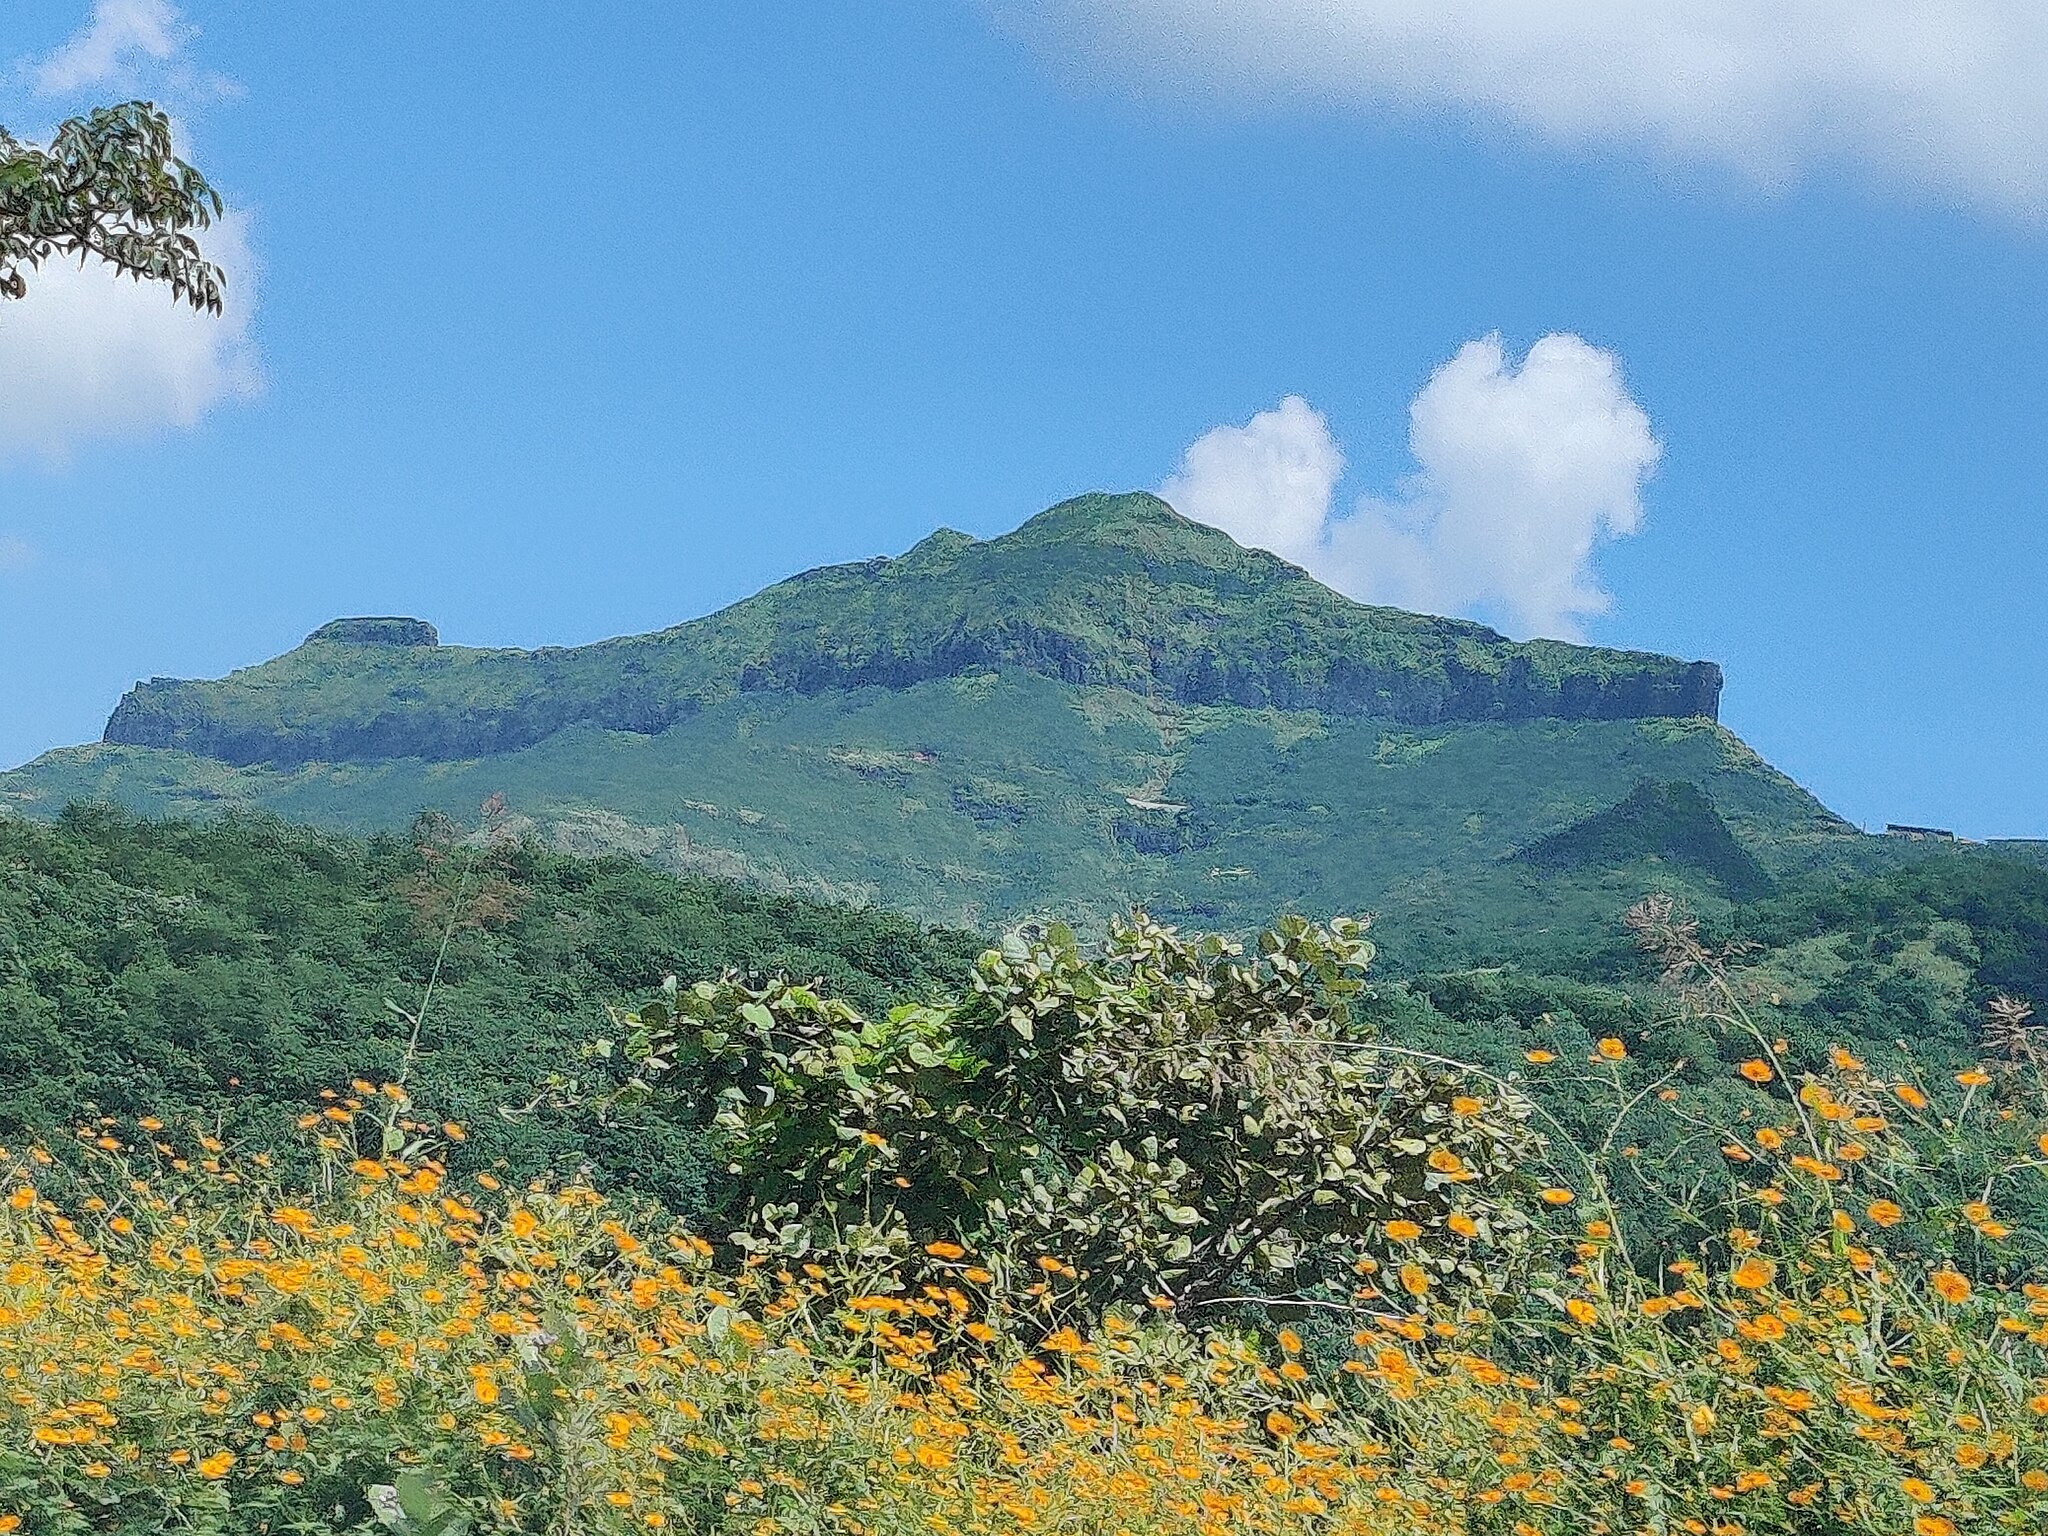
[101,493,1723,766]
[306,617,440,647]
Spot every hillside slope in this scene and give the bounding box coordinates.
[3,492,1867,952]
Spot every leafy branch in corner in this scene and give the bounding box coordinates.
[1,101,225,309]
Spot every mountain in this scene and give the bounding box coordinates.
[0,492,1908,961]
[98,493,1721,766]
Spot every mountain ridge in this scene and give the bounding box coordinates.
[100,493,1722,768]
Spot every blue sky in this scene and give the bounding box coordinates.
[1,1,2044,837]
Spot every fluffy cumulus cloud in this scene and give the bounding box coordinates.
[33,0,185,95]
[1161,334,1661,640]
[0,211,263,465]
[1002,0,2048,217]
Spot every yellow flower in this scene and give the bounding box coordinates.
[1383,1219,1422,1243]
[1524,1049,1555,1064]
[1930,1270,1971,1304]
[1563,1299,1597,1326]
[1398,1263,1430,1297]
[1737,1059,1774,1084]
[1450,1096,1484,1115]
[1538,1187,1574,1205]
[1900,1477,1936,1504]
[1447,1212,1478,1238]
[196,1452,235,1479]
[1595,1037,1626,1061]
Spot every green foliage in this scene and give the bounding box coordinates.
[608,914,1540,1310]
[0,102,224,309]
[0,805,978,1206]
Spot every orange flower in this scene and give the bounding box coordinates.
[1524,1049,1555,1064]
[1383,1219,1423,1243]
[1730,1257,1776,1291]
[1426,1147,1472,1180]
[1596,1037,1626,1061]
[1447,1212,1478,1238]
[1563,1298,1598,1326]
[1737,1059,1774,1084]
[1893,1083,1929,1110]
[1931,1270,1971,1304]
[1398,1263,1430,1297]
[1538,1188,1575,1205]
[923,1241,966,1260]
[1450,1096,1485,1115]
[1866,1200,1904,1228]
[196,1452,235,1479]
[1955,1068,1991,1087]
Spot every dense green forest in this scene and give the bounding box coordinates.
[0,805,977,1207]
[4,804,2042,1256]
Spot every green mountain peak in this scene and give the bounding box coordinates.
[94,492,1721,768]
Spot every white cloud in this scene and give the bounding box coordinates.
[1159,394,1342,569]
[33,0,184,96]
[1003,0,2048,217]
[1160,334,1662,640]
[0,210,263,465]
[0,536,32,572]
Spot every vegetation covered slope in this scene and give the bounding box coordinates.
[3,675,1856,952]
[0,806,977,1205]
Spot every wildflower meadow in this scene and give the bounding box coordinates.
[0,908,2043,1535]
